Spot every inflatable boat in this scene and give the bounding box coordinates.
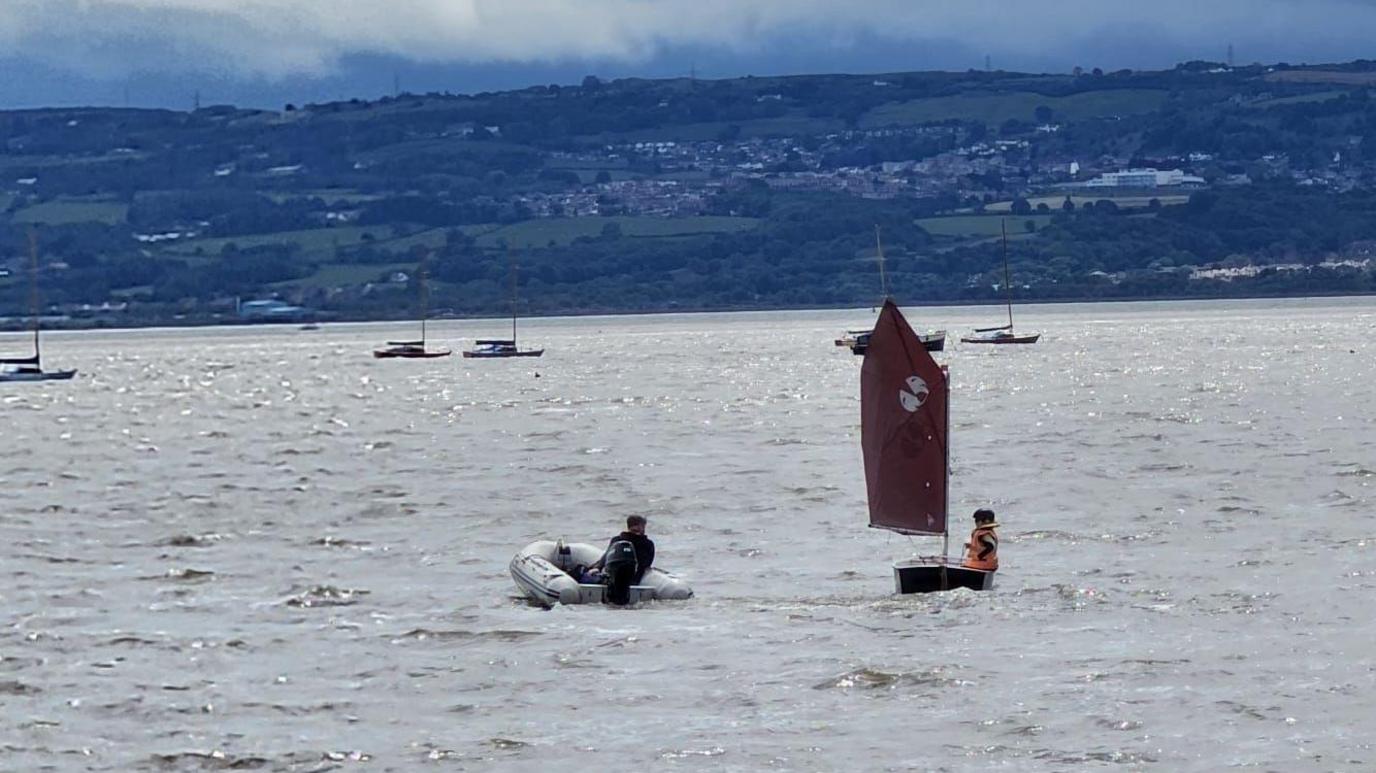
[509,540,693,607]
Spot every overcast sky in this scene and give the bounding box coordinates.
[1,0,1373,109]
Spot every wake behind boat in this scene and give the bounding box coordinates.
[862,299,994,593]
[510,540,692,607]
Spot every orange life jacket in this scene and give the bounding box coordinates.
[962,524,999,571]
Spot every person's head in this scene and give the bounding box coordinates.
[973,508,996,525]
[626,515,647,535]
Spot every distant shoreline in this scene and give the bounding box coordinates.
[4,289,1372,337]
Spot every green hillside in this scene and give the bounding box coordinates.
[2,60,1376,326]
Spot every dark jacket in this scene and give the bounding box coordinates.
[593,531,655,581]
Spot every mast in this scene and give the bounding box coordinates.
[27,230,40,366]
[1000,218,1014,332]
[418,257,429,348]
[875,224,891,302]
[510,254,519,344]
[942,362,951,561]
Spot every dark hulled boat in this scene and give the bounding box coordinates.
[463,256,543,359]
[837,225,946,355]
[839,328,946,355]
[1,233,77,383]
[373,341,452,359]
[374,260,451,359]
[961,219,1040,345]
[462,339,544,358]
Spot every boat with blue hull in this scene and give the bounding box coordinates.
[464,257,543,358]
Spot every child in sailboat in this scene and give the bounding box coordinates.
[961,509,1000,571]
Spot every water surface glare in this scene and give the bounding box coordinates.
[2,298,1374,771]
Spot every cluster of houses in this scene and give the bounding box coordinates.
[521,126,1269,219]
[528,128,1036,213]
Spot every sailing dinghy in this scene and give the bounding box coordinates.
[863,299,993,593]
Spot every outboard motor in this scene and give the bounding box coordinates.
[601,539,639,605]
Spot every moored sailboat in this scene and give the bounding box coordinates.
[862,299,993,593]
[373,259,451,359]
[837,225,946,355]
[961,219,1039,345]
[837,327,945,355]
[463,256,543,358]
[1,233,76,383]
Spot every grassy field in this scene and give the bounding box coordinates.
[588,113,845,143]
[161,225,396,257]
[1246,91,1345,108]
[471,216,760,248]
[983,194,1190,212]
[573,169,641,184]
[372,227,447,251]
[861,89,1169,128]
[1264,71,1376,85]
[156,217,756,259]
[917,214,1053,237]
[288,262,418,289]
[544,158,631,171]
[107,284,153,298]
[656,170,714,183]
[355,137,535,164]
[0,150,150,170]
[264,189,385,205]
[541,157,642,184]
[729,114,849,138]
[12,199,129,225]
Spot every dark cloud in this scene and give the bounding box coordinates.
[1,1,1372,108]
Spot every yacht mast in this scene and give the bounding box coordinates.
[27,230,40,365]
[875,224,891,302]
[419,257,429,347]
[1001,219,1014,332]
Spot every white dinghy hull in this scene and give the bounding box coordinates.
[509,540,693,607]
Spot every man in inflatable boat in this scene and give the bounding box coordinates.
[579,515,655,605]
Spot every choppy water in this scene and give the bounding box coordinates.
[2,298,1374,771]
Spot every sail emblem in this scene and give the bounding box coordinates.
[899,376,930,412]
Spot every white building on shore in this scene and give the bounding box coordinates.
[1083,168,1206,189]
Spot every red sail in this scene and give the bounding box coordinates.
[861,300,949,535]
